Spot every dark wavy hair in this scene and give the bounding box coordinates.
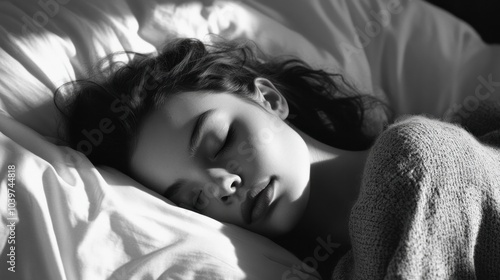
[55,38,389,173]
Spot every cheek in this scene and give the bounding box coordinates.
[237,121,309,175]
[236,134,281,174]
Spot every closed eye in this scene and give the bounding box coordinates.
[214,125,235,159]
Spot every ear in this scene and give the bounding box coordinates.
[253,78,289,120]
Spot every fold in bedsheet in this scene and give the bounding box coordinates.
[1,0,500,279]
[0,0,156,138]
[3,0,500,141]
[246,0,500,120]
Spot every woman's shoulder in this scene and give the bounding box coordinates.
[361,115,500,195]
[376,115,468,146]
[348,121,500,280]
[361,115,490,195]
[370,115,480,160]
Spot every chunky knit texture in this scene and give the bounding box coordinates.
[332,116,500,279]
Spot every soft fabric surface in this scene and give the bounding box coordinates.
[332,116,500,279]
[2,0,500,138]
[424,0,500,43]
[0,113,319,280]
[1,0,500,279]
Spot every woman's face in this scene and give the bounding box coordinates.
[130,79,311,237]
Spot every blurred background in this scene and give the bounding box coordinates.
[425,0,499,43]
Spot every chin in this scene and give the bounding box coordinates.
[263,190,310,237]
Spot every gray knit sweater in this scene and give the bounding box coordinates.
[332,116,500,279]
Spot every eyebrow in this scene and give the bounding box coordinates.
[189,109,216,158]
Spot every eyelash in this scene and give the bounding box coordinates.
[213,125,235,159]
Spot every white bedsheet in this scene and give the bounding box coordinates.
[1,0,500,279]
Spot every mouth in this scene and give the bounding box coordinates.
[241,177,276,224]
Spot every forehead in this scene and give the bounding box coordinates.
[162,92,212,122]
[137,91,227,151]
[157,91,246,122]
[149,91,259,127]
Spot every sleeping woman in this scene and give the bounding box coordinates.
[56,38,500,279]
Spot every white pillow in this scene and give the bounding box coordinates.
[3,0,500,137]
[2,0,500,279]
[0,113,319,279]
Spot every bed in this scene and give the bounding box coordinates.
[1,0,499,279]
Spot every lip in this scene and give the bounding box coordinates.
[241,178,275,224]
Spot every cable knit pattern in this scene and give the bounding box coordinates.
[332,116,500,279]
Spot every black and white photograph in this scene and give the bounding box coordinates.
[1,0,499,279]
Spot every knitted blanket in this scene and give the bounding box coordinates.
[332,116,500,279]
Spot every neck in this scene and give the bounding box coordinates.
[281,124,370,246]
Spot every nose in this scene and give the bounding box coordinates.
[206,168,242,203]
